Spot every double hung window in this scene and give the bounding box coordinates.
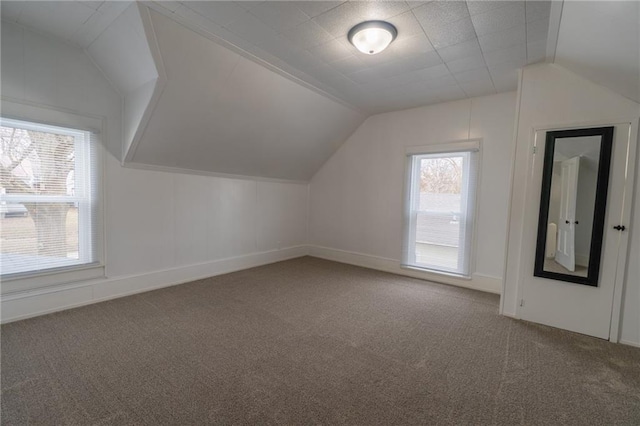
[0,117,101,282]
[403,142,479,276]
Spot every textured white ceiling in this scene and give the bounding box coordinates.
[554,1,640,104]
[149,0,551,113]
[0,1,131,48]
[1,1,551,113]
[0,0,557,181]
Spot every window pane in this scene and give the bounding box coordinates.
[1,205,80,274]
[415,155,464,271]
[0,127,75,196]
[0,118,96,277]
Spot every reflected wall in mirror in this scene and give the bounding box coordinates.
[534,127,614,286]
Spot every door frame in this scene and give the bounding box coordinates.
[512,116,638,343]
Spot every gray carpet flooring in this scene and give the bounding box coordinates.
[2,257,640,425]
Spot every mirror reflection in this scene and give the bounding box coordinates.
[543,135,601,277]
[534,126,613,287]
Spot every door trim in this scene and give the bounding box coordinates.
[609,118,639,343]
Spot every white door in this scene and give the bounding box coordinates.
[555,156,580,271]
[518,123,636,339]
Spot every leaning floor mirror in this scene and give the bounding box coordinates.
[534,127,614,286]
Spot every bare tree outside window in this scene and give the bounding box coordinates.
[0,126,75,258]
[420,157,462,194]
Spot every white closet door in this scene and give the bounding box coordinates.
[519,123,635,339]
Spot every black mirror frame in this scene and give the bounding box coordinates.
[533,126,614,286]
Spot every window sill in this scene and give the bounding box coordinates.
[1,264,105,295]
[400,264,472,280]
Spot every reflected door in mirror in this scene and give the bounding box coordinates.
[555,156,580,272]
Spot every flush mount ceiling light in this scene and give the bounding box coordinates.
[348,20,398,55]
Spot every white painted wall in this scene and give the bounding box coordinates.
[503,63,640,345]
[309,92,517,294]
[1,22,308,322]
[554,1,640,104]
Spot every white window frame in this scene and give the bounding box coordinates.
[402,140,481,278]
[0,100,105,294]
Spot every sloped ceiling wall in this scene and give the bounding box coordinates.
[85,3,160,161]
[85,3,365,182]
[554,1,640,104]
[127,9,364,181]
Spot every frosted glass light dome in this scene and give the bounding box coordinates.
[348,21,398,55]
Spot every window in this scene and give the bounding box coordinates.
[403,142,479,276]
[0,117,101,282]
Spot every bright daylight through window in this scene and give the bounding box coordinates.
[0,117,100,278]
[404,145,478,276]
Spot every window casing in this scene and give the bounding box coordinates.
[0,116,103,292]
[403,142,479,277]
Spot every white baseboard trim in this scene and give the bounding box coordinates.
[307,245,502,295]
[6,244,636,348]
[1,245,308,324]
[619,339,640,348]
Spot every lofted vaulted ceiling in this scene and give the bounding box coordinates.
[0,1,368,181]
[128,9,365,181]
[1,1,553,116]
[150,1,552,114]
[16,1,630,182]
